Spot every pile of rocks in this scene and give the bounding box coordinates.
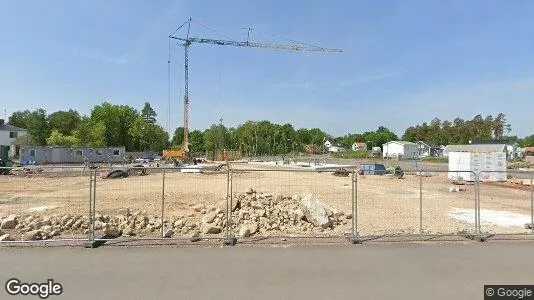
[0,188,351,241]
[0,214,88,241]
[223,188,351,238]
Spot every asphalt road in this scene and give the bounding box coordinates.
[1,242,534,299]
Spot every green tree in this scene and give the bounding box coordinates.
[520,135,534,147]
[189,130,204,153]
[73,117,106,147]
[129,117,169,151]
[203,124,230,151]
[8,109,50,146]
[171,127,184,148]
[47,110,81,136]
[27,109,51,146]
[90,102,139,150]
[141,102,157,124]
[46,130,80,146]
[493,113,512,140]
[8,110,31,129]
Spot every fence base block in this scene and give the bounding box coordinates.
[83,241,99,248]
[348,237,363,244]
[223,237,237,246]
[470,234,489,242]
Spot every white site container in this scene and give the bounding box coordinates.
[448,151,507,182]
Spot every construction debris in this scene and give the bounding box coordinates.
[393,166,404,179]
[101,166,148,179]
[332,168,350,177]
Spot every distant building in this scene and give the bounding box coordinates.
[442,142,520,160]
[515,148,525,158]
[351,142,367,151]
[0,119,28,158]
[448,151,507,182]
[417,141,443,157]
[382,141,418,159]
[524,147,534,156]
[469,140,519,160]
[19,146,126,165]
[324,140,346,153]
[443,144,507,157]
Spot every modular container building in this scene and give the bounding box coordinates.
[448,151,506,182]
[19,146,126,165]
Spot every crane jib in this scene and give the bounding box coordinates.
[170,36,342,52]
[168,27,341,156]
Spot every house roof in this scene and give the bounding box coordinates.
[418,141,439,148]
[383,141,416,146]
[443,144,507,153]
[470,140,517,146]
[0,124,27,131]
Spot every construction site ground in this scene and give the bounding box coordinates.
[1,162,533,239]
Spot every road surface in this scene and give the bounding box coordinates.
[1,242,534,299]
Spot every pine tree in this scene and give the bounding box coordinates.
[141,102,157,124]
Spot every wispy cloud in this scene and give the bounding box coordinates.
[77,50,127,65]
[272,82,312,89]
[338,71,401,87]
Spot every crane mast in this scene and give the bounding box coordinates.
[170,18,341,159]
[182,40,190,153]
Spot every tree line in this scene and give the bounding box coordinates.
[401,113,533,147]
[7,104,534,154]
[8,102,169,152]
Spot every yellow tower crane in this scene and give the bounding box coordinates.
[168,18,341,162]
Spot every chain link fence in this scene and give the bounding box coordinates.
[0,166,91,242]
[1,164,534,245]
[478,170,534,236]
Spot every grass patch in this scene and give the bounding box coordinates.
[332,150,372,159]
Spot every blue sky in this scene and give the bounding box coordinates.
[1,1,533,138]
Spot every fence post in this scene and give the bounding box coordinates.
[472,171,487,242]
[87,170,93,240]
[419,169,423,234]
[531,176,533,234]
[93,169,97,239]
[477,172,481,236]
[161,168,166,238]
[224,166,236,246]
[478,171,480,235]
[84,169,97,248]
[349,170,361,244]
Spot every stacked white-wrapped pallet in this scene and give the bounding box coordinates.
[448,151,507,182]
[448,152,476,181]
[479,152,507,182]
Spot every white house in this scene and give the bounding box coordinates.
[382,141,418,159]
[0,119,28,157]
[351,142,367,151]
[417,141,443,157]
[324,140,346,153]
